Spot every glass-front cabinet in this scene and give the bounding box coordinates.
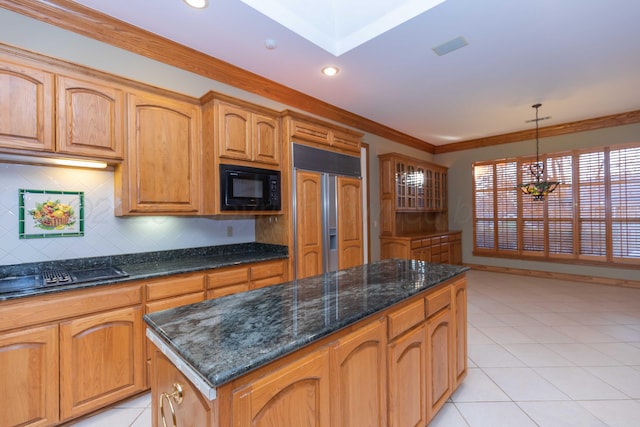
[390,155,447,212]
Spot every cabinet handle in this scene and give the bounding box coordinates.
[160,383,184,427]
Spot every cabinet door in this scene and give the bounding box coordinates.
[59,306,145,421]
[0,325,58,427]
[233,349,331,427]
[330,318,387,427]
[218,101,252,161]
[388,325,427,427]
[120,92,201,214]
[252,112,280,165]
[153,349,212,427]
[453,280,468,386]
[56,75,124,159]
[0,59,54,151]
[296,170,323,279]
[337,176,363,269]
[426,306,454,422]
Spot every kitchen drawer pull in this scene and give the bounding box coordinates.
[160,383,184,427]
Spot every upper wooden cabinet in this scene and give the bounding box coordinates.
[0,48,124,160]
[115,90,202,215]
[56,75,124,159]
[379,153,447,213]
[379,153,449,237]
[283,110,362,155]
[0,57,54,152]
[201,91,281,168]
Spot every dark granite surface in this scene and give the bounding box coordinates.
[0,243,287,301]
[144,259,468,388]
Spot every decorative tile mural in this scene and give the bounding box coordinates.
[0,163,255,265]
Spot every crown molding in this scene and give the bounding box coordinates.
[0,0,435,153]
[434,109,640,154]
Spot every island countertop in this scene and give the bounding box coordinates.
[144,259,468,394]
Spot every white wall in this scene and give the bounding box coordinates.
[0,163,254,265]
[436,122,640,282]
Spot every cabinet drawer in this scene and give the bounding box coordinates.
[425,286,451,317]
[207,284,249,299]
[388,298,425,340]
[250,260,286,289]
[0,283,141,332]
[146,273,204,301]
[411,239,423,250]
[145,292,205,314]
[207,267,249,289]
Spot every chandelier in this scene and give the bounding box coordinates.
[520,103,559,201]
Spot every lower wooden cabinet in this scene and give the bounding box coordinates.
[59,306,145,420]
[232,349,331,427]
[330,318,387,427]
[148,276,467,427]
[152,348,213,427]
[426,303,454,422]
[388,324,427,427]
[206,259,287,299]
[454,279,468,386]
[0,325,59,427]
[380,231,462,265]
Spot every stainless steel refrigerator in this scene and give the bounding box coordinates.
[292,144,362,279]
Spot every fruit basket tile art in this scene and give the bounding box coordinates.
[19,189,84,239]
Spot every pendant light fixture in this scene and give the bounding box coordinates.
[519,103,559,201]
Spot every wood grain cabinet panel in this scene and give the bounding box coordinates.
[59,306,145,421]
[295,170,324,279]
[330,318,387,427]
[425,302,454,422]
[337,176,363,270]
[116,91,201,215]
[388,325,427,427]
[0,325,59,427]
[214,97,280,166]
[454,279,468,386]
[232,349,331,427]
[152,349,212,427]
[0,58,54,152]
[56,74,124,159]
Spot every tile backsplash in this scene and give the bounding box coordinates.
[0,163,254,265]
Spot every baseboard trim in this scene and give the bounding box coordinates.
[465,263,640,289]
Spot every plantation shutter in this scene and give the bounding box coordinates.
[473,164,495,250]
[577,151,607,260]
[610,147,640,261]
[546,154,573,256]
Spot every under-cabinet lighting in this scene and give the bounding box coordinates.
[0,153,108,169]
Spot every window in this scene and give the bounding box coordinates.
[472,142,640,266]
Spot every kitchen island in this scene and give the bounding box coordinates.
[145,259,468,427]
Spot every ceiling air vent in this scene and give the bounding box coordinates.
[432,36,468,56]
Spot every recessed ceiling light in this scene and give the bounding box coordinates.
[321,66,339,77]
[265,39,277,50]
[184,0,208,9]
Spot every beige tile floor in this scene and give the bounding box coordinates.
[69,269,640,426]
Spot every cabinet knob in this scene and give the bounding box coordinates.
[160,382,184,427]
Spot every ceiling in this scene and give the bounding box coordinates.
[69,0,640,147]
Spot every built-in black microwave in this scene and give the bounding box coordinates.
[219,164,281,211]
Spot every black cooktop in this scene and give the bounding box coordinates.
[0,266,128,295]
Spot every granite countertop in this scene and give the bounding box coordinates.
[0,243,288,301]
[144,259,468,392]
